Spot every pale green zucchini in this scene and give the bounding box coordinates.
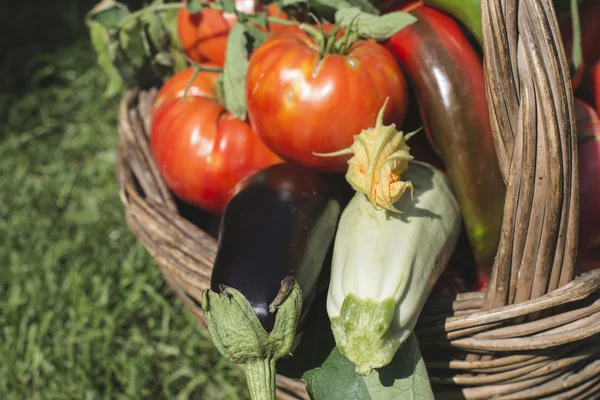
[326,161,461,375]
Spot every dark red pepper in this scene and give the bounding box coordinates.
[574,98,600,272]
[576,60,600,117]
[385,5,505,285]
[558,1,600,90]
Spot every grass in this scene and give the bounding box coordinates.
[0,1,248,399]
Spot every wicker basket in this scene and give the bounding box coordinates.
[115,0,600,398]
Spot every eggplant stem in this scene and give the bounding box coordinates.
[244,358,276,400]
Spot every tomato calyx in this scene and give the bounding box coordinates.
[300,15,362,57]
[181,64,224,102]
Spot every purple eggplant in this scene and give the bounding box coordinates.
[210,162,342,331]
[202,163,342,400]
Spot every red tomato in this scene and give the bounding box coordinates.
[150,67,283,214]
[245,25,409,172]
[177,0,288,66]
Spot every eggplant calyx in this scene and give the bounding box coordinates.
[314,98,418,213]
[202,280,302,400]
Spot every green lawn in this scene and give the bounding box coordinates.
[0,2,247,399]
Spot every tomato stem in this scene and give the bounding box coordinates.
[322,25,342,57]
[336,16,360,54]
[182,67,201,102]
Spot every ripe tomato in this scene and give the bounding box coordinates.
[150,67,283,214]
[245,25,409,172]
[177,0,287,66]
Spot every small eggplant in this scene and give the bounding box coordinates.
[202,163,342,400]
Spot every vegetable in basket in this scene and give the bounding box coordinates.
[245,24,410,172]
[574,98,600,272]
[316,101,462,375]
[577,60,600,117]
[202,162,342,400]
[385,5,505,289]
[327,162,461,375]
[150,66,283,215]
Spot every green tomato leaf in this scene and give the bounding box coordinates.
[119,22,147,70]
[345,0,380,15]
[280,0,310,10]
[145,11,169,50]
[245,25,268,49]
[222,22,250,120]
[88,20,123,97]
[221,0,237,13]
[87,0,131,29]
[335,8,418,40]
[303,334,434,400]
[310,0,379,15]
[186,0,204,14]
[158,5,182,48]
[242,11,268,29]
[171,48,190,73]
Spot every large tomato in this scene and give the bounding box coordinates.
[245,25,409,172]
[177,0,287,66]
[150,67,283,214]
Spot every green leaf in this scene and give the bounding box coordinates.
[281,0,310,9]
[221,0,237,13]
[335,8,418,40]
[242,11,268,28]
[222,22,250,120]
[157,5,182,48]
[309,0,376,15]
[87,0,131,29]
[145,11,170,50]
[186,0,204,14]
[119,23,148,70]
[345,0,380,14]
[87,20,123,97]
[363,335,434,400]
[303,334,434,400]
[245,25,269,48]
[171,48,189,73]
[303,347,371,400]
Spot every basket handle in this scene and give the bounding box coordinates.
[480,0,579,310]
